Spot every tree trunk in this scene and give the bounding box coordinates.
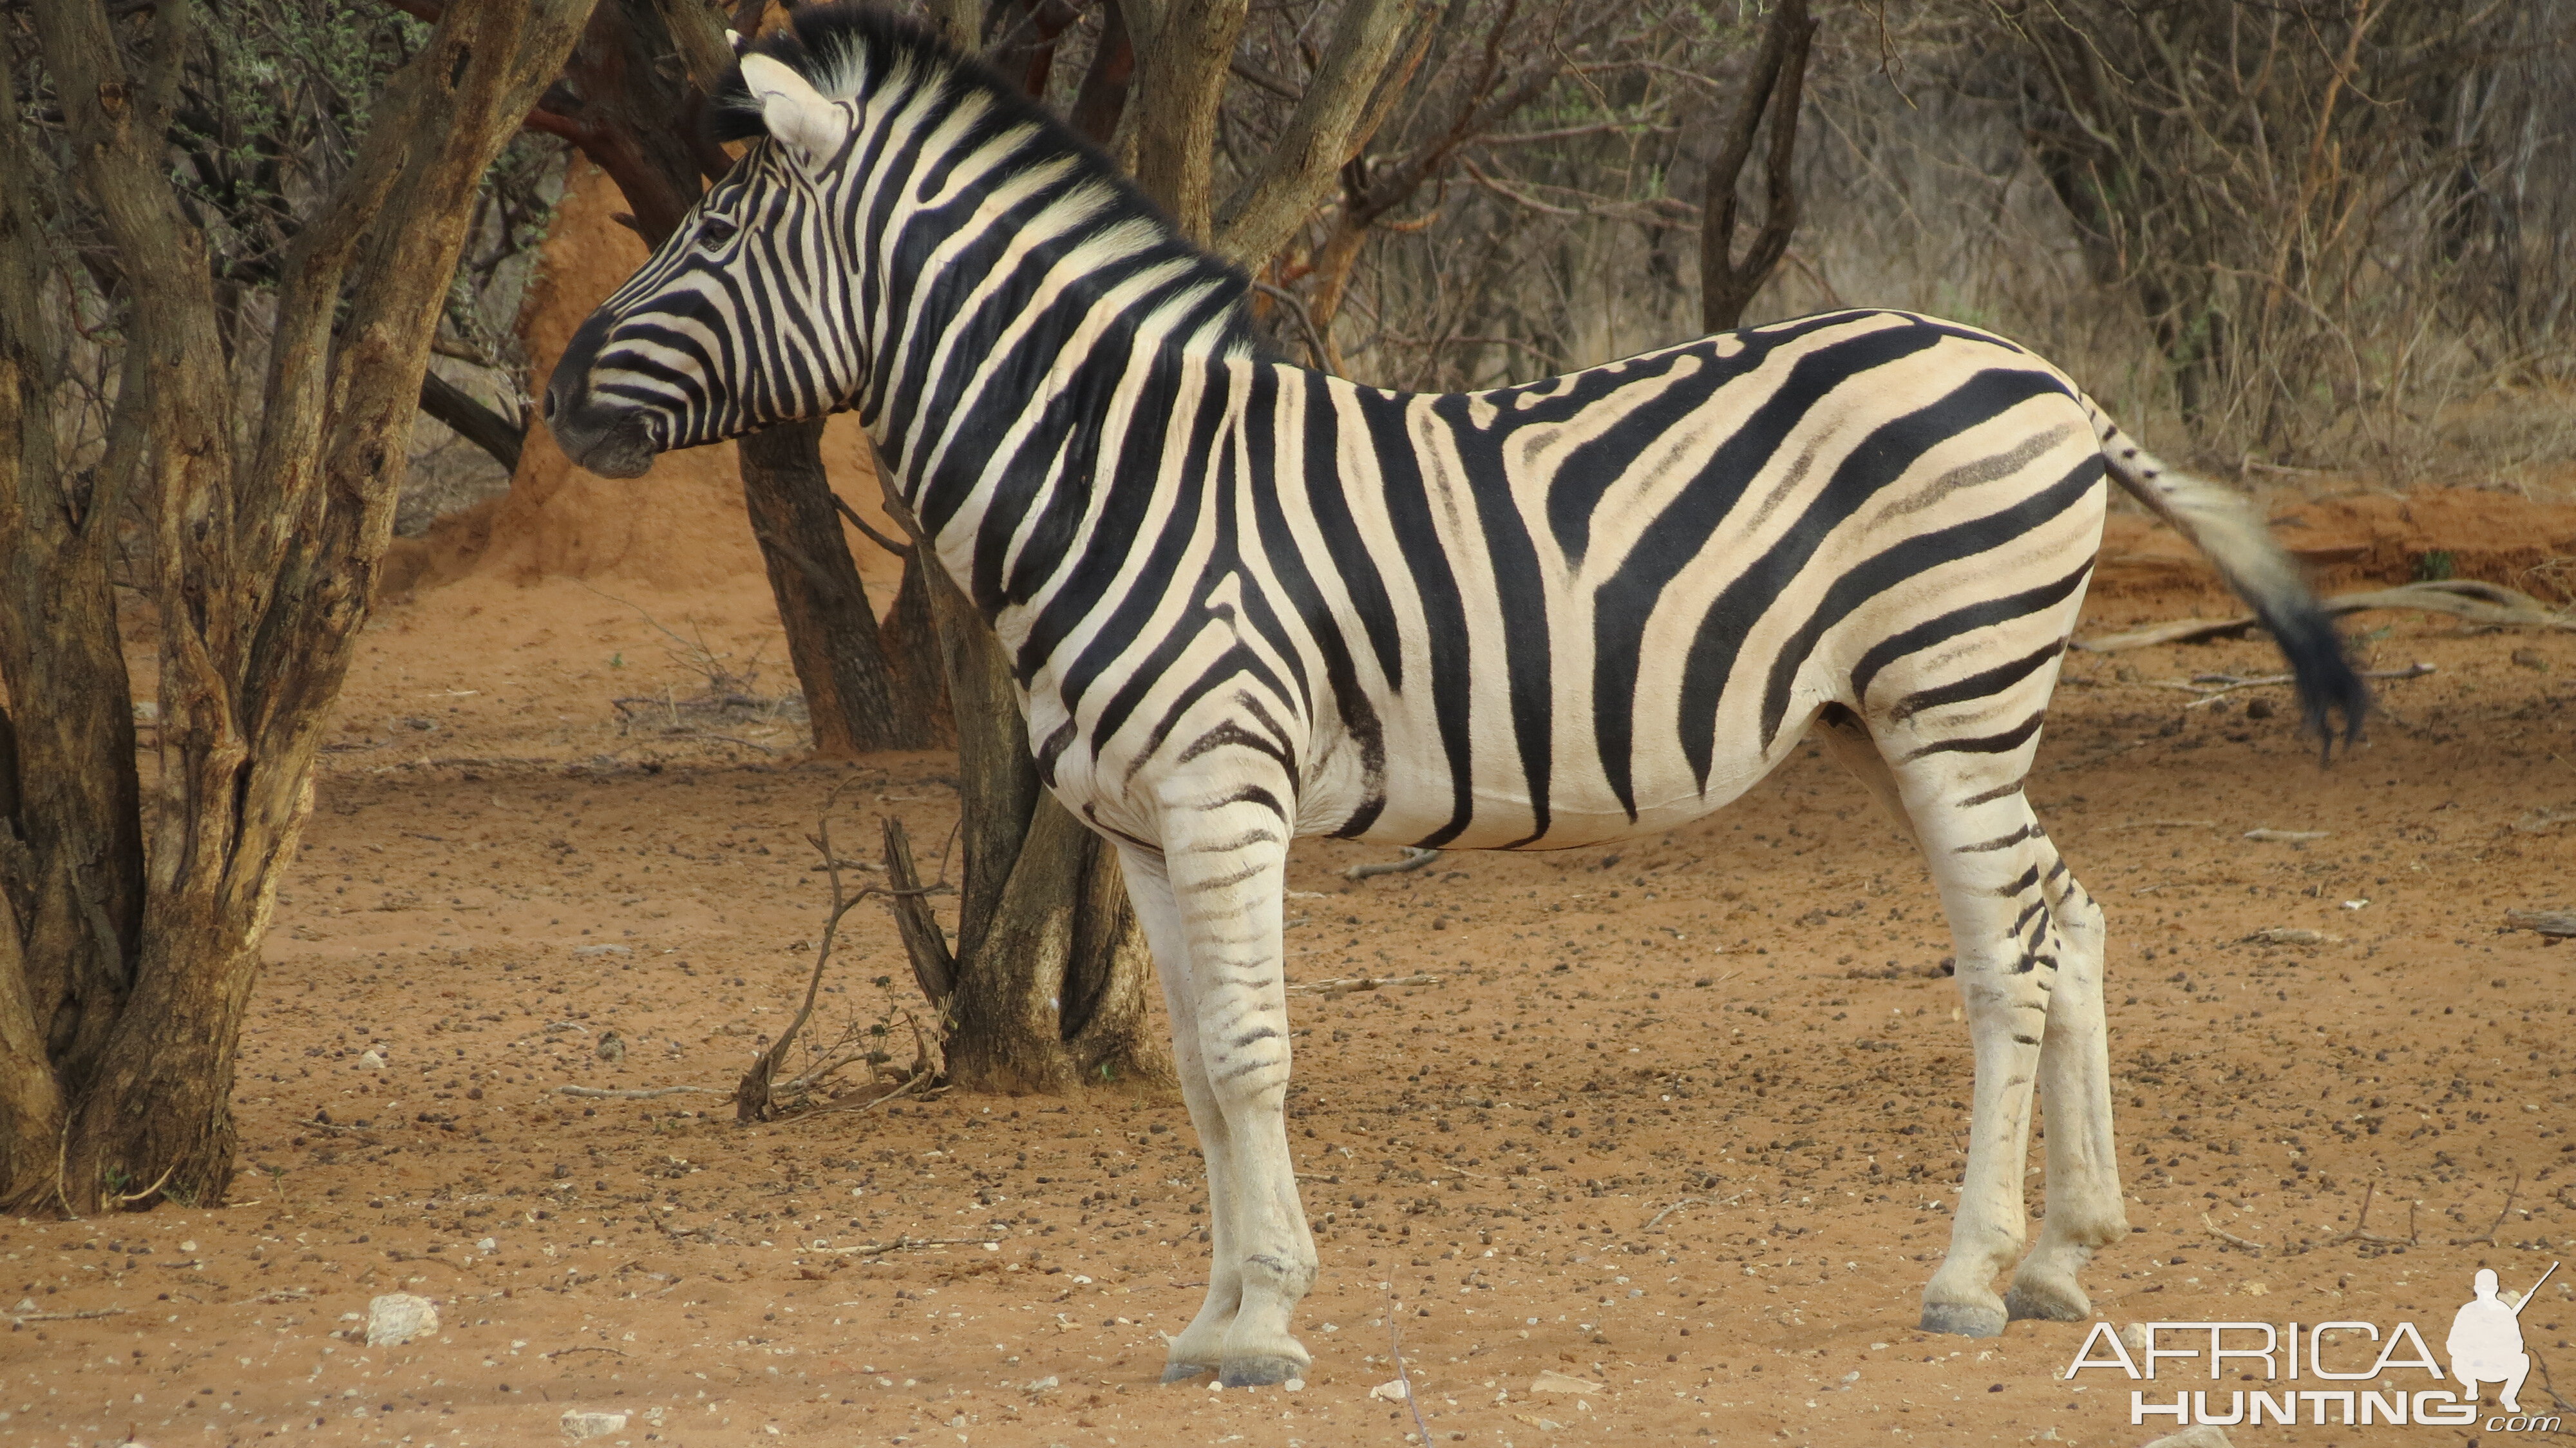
[1127,0,1250,242]
[0,95,145,1197]
[739,420,925,753]
[1699,0,1814,332]
[902,560,1169,1093]
[0,0,592,1215]
[877,548,955,747]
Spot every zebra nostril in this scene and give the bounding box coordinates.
[540,385,559,421]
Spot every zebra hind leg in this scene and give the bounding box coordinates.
[2002,832,2127,1322]
[1900,777,2085,1338]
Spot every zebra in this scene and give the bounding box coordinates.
[542,6,2367,1387]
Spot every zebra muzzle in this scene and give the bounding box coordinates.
[545,402,660,480]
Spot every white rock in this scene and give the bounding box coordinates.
[355,1049,386,1071]
[1530,1369,1600,1396]
[559,1409,628,1439]
[1283,1378,1306,1392]
[1368,1378,1410,1402]
[2141,1428,2235,1448]
[365,1293,438,1347]
[2119,1322,2151,1357]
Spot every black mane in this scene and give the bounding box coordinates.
[709,4,1267,356]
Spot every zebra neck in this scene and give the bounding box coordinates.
[867,272,1253,627]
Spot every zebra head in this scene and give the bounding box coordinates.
[543,49,862,478]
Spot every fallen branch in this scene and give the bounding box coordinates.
[1345,846,1441,881]
[2321,1181,2417,1249]
[543,1345,632,1360]
[797,1069,941,1120]
[1642,1194,1743,1230]
[1285,973,1441,996]
[2076,580,2575,652]
[8,1306,128,1324]
[554,1085,728,1100]
[2202,1212,2268,1255]
[2181,662,2434,708]
[2504,909,2576,940]
[808,1233,1000,1257]
[742,779,931,1123]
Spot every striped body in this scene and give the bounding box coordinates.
[545,5,2365,1382]
[987,313,2106,856]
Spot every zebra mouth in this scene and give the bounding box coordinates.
[548,406,660,480]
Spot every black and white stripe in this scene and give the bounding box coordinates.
[545,5,2366,1382]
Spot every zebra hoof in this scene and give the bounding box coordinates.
[1218,1356,1306,1388]
[1160,1361,1215,1384]
[1918,1300,2008,1338]
[2004,1281,2090,1322]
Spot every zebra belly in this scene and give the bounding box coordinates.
[1317,707,1794,852]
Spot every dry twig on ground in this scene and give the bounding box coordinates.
[737,778,949,1121]
[1285,973,1442,996]
[2202,1212,2268,1255]
[808,1232,1001,1257]
[2321,1181,2418,1250]
[1345,846,1442,881]
[2453,1173,2523,1247]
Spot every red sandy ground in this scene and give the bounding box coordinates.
[6,488,2573,1448]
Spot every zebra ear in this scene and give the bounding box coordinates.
[739,53,848,168]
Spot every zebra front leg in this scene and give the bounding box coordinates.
[1120,815,1315,1387]
[2004,845,2127,1321]
[1119,848,1246,1381]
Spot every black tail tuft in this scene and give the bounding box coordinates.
[2252,595,2369,761]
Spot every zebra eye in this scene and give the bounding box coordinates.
[697,216,739,250]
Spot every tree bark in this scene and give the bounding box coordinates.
[877,548,955,747]
[0,0,592,1215]
[739,421,926,754]
[1066,0,1136,146]
[419,368,527,474]
[0,62,145,1202]
[1211,0,1422,267]
[1126,0,1249,242]
[894,563,1166,1094]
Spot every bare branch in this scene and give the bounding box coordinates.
[1215,0,1424,267]
[1701,0,1814,330]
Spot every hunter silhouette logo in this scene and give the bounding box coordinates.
[2450,1262,2552,1415]
[2062,1261,2562,1432]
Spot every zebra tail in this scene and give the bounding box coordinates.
[2090,410,2369,759]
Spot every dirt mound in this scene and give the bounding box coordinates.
[384,161,907,607]
[2095,484,2576,615]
